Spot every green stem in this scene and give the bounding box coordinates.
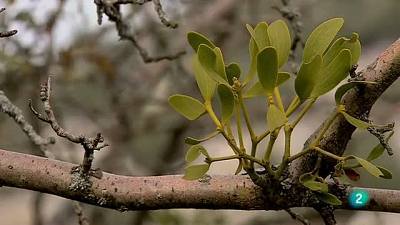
[256,130,271,143]
[313,146,345,161]
[275,125,292,178]
[290,99,316,128]
[205,100,222,129]
[286,96,301,117]
[310,111,340,147]
[235,100,245,151]
[207,154,266,167]
[274,87,285,113]
[238,92,256,140]
[263,131,278,162]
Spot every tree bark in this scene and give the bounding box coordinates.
[1,148,400,212]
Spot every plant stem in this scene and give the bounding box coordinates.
[238,92,256,140]
[310,110,340,147]
[313,146,345,161]
[235,100,245,151]
[286,96,301,117]
[207,154,266,167]
[274,87,285,112]
[290,98,316,128]
[275,125,292,178]
[205,100,222,129]
[256,130,271,143]
[263,131,278,162]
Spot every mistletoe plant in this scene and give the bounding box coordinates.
[168,18,394,206]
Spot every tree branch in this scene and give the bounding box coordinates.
[1,148,400,213]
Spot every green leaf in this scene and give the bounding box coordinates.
[267,104,287,131]
[299,173,315,183]
[303,180,329,192]
[244,72,290,99]
[257,47,278,95]
[268,20,291,68]
[334,81,376,105]
[185,145,208,163]
[317,192,342,206]
[183,164,210,180]
[192,56,216,101]
[168,94,206,120]
[185,130,220,145]
[244,34,259,84]
[366,132,394,161]
[213,47,228,81]
[225,63,241,85]
[354,156,383,177]
[303,18,344,63]
[377,166,392,179]
[311,49,351,97]
[295,55,322,101]
[217,84,235,123]
[254,22,270,49]
[187,31,215,52]
[323,33,361,67]
[341,111,371,129]
[197,44,229,85]
[366,143,385,161]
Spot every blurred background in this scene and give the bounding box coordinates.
[0,0,399,224]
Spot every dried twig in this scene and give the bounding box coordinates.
[93,0,185,63]
[73,201,90,225]
[30,76,108,175]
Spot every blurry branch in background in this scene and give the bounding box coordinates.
[93,0,185,63]
[0,8,17,38]
[0,8,18,38]
[0,91,55,157]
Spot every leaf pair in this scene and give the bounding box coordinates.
[295,18,362,102]
[300,173,342,205]
[245,20,291,84]
[184,145,210,180]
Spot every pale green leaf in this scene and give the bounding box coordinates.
[183,164,210,180]
[377,166,392,179]
[213,47,228,81]
[303,18,344,63]
[335,81,376,105]
[303,180,329,192]
[366,143,385,161]
[341,111,371,129]
[257,47,278,95]
[185,145,208,163]
[244,35,259,84]
[295,55,322,101]
[311,49,351,97]
[217,84,235,123]
[355,156,383,177]
[185,130,220,145]
[267,104,287,131]
[197,44,229,85]
[268,20,291,68]
[187,31,215,52]
[254,22,270,49]
[192,56,216,100]
[323,33,361,67]
[168,94,205,120]
[225,63,241,85]
[317,192,342,206]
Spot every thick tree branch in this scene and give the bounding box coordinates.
[1,148,400,213]
[291,38,400,178]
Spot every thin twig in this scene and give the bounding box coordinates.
[93,0,185,63]
[0,8,17,38]
[73,201,90,225]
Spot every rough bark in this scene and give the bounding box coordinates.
[1,148,400,212]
